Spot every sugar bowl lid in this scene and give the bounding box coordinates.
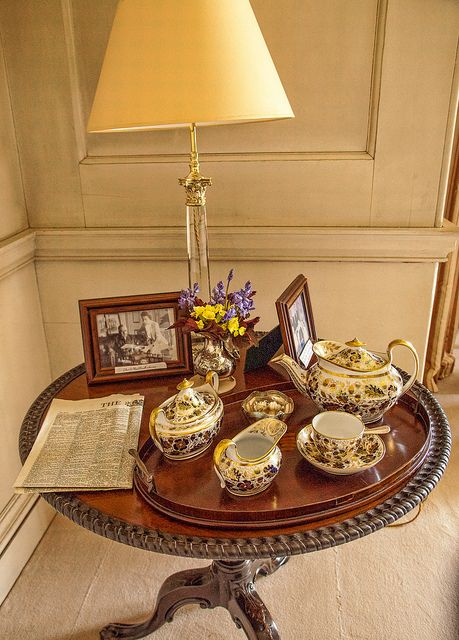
[163,378,217,426]
[313,338,388,372]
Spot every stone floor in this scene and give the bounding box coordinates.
[1,353,458,640]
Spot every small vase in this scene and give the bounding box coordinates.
[194,334,239,379]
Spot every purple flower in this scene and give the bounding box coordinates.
[227,269,234,286]
[210,280,226,305]
[178,283,199,310]
[229,281,255,318]
[223,306,237,322]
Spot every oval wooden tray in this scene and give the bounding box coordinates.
[134,388,431,529]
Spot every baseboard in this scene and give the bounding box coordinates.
[0,495,54,604]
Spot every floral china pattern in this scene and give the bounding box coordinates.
[326,347,385,371]
[297,424,385,475]
[307,366,401,424]
[159,419,222,460]
[213,417,287,496]
[163,390,214,427]
[214,446,282,496]
[315,339,387,372]
[150,376,224,461]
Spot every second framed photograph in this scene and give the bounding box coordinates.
[276,275,317,368]
[79,292,193,384]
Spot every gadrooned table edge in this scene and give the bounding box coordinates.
[18,363,452,560]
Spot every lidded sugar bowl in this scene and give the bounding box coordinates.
[149,372,223,460]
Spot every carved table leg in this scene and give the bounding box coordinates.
[220,560,282,640]
[100,557,288,640]
[253,556,289,580]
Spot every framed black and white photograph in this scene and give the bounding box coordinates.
[79,292,193,384]
[276,275,317,368]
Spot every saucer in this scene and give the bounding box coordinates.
[296,424,385,475]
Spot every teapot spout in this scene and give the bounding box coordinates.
[270,354,310,397]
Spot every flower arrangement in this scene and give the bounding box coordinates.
[172,269,259,345]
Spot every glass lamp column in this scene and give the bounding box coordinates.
[179,124,212,300]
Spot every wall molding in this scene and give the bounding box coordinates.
[434,38,459,228]
[0,494,38,559]
[6,225,455,273]
[34,225,458,264]
[0,230,35,280]
[61,0,87,162]
[80,151,373,165]
[366,0,387,156]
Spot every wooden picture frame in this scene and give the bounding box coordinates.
[276,275,317,368]
[79,292,193,384]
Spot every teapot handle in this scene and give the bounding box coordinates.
[387,339,419,396]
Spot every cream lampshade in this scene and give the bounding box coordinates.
[88,0,294,295]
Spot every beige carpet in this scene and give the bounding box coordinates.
[1,362,458,640]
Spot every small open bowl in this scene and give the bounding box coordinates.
[242,390,294,421]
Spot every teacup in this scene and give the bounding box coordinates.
[311,411,365,463]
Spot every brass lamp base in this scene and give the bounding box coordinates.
[179,123,212,299]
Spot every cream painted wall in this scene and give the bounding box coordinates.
[0,0,453,383]
[0,255,54,603]
[0,0,458,228]
[0,262,52,507]
[0,36,27,240]
[0,33,53,601]
[36,257,437,380]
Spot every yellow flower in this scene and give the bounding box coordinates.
[214,304,224,315]
[201,305,216,321]
[238,326,246,336]
[192,306,205,318]
[228,317,240,335]
[196,319,204,330]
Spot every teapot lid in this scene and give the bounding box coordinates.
[313,338,388,372]
[163,379,216,425]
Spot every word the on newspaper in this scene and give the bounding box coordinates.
[14,394,144,493]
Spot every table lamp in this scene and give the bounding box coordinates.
[87,0,294,299]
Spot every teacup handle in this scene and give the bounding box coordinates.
[387,339,419,396]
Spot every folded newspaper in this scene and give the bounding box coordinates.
[14,394,144,493]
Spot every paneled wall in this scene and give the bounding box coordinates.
[0,0,457,381]
[1,0,458,229]
[0,37,53,602]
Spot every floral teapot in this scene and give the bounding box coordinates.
[271,338,419,424]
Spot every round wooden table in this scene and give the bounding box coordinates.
[19,364,451,640]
